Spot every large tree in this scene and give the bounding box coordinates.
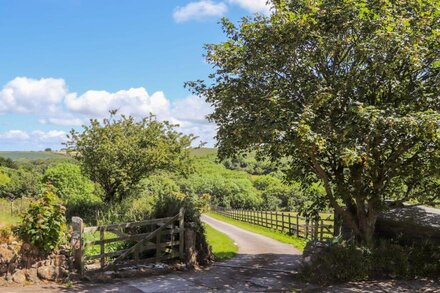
[188,0,440,243]
[65,112,195,202]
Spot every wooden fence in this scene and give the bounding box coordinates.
[213,207,334,241]
[71,208,185,276]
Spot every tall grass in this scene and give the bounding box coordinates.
[0,198,31,227]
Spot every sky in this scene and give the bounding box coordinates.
[0,0,271,151]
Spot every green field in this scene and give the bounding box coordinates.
[0,149,213,160]
[204,223,237,261]
[189,148,217,158]
[0,151,68,160]
[0,198,31,227]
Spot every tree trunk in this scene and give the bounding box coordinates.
[357,216,377,245]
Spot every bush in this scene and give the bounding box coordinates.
[16,190,66,252]
[407,240,440,278]
[371,241,409,278]
[301,241,371,285]
[302,239,440,284]
[0,167,41,199]
[43,163,103,222]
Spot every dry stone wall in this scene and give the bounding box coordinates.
[0,241,73,286]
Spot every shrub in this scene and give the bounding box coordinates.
[407,240,440,278]
[301,241,371,285]
[371,241,409,278]
[43,163,103,222]
[16,190,66,252]
[0,167,41,199]
[302,239,440,284]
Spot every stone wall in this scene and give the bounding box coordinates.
[0,241,73,286]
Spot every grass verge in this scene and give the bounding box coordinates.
[204,223,237,261]
[206,212,307,251]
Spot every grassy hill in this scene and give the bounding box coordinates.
[0,151,68,160]
[0,149,216,161]
[189,148,217,157]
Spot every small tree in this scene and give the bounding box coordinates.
[17,190,66,252]
[188,0,440,244]
[65,112,195,203]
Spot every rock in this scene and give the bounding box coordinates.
[302,240,329,265]
[12,270,26,284]
[26,268,39,283]
[21,243,31,252]
[52,255,66,267]
[5,273,12,283]
[37,265,65,281]
[0,247,15,264]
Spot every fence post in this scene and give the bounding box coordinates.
[156,229,161,261]
[179,207,185,260]
[288,213,292,235]
[320,219,324,241]
[314,220,319,240]
[100,228,105,269]
[281,212,285,233]
[296,214,299,237]
[71,217,84,277]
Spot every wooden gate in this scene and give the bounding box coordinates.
[71,208,185,276]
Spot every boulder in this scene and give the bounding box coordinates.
[376,205,440,243]
[0,247,15,264]
[302,240,329,265]
[12,270,26,284]
[37,265,65,281]
[26,268,39,283]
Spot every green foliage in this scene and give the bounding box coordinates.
[222,153,282,176]
[252,175,304,211]
[407,240,440,278]
[43,163,103,222]
[302,239,440,284]
[371,241,409,278]
[65,111,195,203]
[182,157,263,209]
[16,190,66,252]
[302,242,371,285]
[188,0,440,243]
[0,167,41,199]
[0,156,17,169]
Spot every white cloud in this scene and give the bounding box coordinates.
[39,117,84,126]
[173,1,227,23]
[0,77,217,148]
[171,95,212,124]
[65,88,170,118]
[227,0,271,14]
[0,129,67,149]
[0,77,66,114]
[0,130,30,140]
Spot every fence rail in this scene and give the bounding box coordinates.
[71,208,185,276]
[213,207,334,241]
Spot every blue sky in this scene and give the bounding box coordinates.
[0,0,270,150]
